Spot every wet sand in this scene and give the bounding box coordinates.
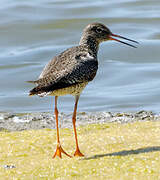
[0,111,158,131]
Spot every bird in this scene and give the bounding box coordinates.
[28,22,138,158]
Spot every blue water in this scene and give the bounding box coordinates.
[1,0,160,113]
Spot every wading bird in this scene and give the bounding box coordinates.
[28,23,138,158]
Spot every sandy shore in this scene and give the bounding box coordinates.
[0,110,158,131]
[1,120,160,179]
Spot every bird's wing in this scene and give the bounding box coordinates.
[29,48,98,96]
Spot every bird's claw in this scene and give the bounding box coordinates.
[53,144,72,158]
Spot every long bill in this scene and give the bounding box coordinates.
[109,33,139,48]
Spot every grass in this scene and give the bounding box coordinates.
[0,121,160,179]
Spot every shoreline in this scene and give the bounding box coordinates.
[0,110,158,132]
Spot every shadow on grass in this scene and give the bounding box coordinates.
[84,146,160,160]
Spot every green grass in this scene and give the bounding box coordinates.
[0,121,160,179]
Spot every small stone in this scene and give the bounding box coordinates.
[3,165,16,169]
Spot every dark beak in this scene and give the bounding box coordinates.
[109,33,139,48]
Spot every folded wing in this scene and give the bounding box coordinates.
[29,47,98,96]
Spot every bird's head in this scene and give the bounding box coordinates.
[81,22,138,48]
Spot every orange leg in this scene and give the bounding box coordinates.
[52,96,72,159]
[72,95,84,157]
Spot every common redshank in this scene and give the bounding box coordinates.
[28,22,138,158]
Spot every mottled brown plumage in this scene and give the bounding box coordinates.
[28,22,138,158]
[29,45,98,96]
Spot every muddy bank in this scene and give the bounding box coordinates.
[0,111,159,131]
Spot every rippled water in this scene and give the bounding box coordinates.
[1,0,160,113]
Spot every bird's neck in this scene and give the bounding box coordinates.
[79,35,99,56]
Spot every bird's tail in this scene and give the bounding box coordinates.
[29,85,48,96]
[26,80,38,96]
[26,80,37,84]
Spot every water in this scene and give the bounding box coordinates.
[1,0,160,113]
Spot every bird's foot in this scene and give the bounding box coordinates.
[53,144,72,159]
[74,148,84,157]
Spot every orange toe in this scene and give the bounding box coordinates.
[53,144,72,159]
[74,148,84,157]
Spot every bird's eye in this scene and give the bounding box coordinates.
[96,28,102,33]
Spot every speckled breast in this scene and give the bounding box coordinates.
[49,82,88,96]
